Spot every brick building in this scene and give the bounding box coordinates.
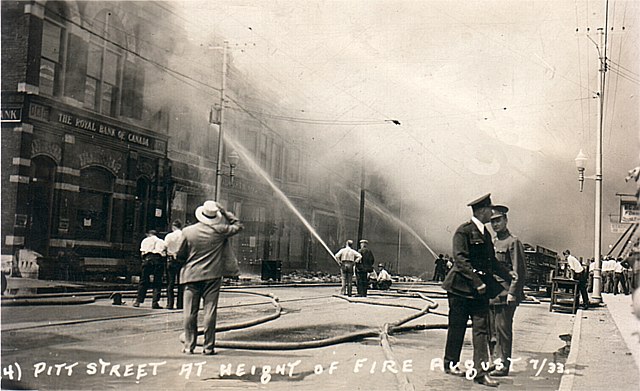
[1,0,413,281]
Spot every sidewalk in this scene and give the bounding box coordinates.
[560,292,640,391]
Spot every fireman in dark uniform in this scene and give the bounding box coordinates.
[442,193,513,387]
[356,239,375,297]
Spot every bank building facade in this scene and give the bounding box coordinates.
[2,1,412,282]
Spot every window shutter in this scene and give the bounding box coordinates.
[63,34,87,101]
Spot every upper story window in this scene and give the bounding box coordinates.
[84,10,126,116]
[273,143,283,180]
[286,148,300,183]
[259,134,268,168]
[39,2,67,96]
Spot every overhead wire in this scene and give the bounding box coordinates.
[210,11,466,177]
[607,1,631,147]
[50,4,399,197]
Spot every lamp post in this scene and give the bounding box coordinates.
[574,27,607,305]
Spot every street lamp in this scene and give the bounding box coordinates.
[227,150,240,186]
[575,149,588,192]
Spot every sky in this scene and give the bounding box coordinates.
[175,0,640,260]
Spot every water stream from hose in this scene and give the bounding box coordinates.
[224,136,339,265]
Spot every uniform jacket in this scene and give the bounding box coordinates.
[357,247,375,272]
[490,232,527,305]
[442,220,512,299]
[177,212,243,284]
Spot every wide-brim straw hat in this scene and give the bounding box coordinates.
[195,200,222,224]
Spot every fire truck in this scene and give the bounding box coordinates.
[523,243,557,295]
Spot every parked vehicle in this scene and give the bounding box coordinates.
[523,243,557,295]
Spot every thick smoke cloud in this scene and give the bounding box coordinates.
[163,0,639,265]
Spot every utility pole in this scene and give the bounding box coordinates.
[357,156,365,245]
[396,194,402,275]
[214,41,228,202]
[590,26,607,304]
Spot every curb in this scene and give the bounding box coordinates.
[557,308,583,391]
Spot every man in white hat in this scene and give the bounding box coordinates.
[176,200,243,355]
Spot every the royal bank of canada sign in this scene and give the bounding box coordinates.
[620,199,640,223]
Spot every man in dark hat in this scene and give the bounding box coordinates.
[488,205,527,377]
[356,239,375,297]
[442,193,513,387]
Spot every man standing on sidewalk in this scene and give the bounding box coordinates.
[563,250,589,310]
[335,240,362,297]
[134,230,167,309]
[442,193,513,387]
[488,205,526,377]
[613,257,630,295]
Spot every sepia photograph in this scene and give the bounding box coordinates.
[1,0,639,390]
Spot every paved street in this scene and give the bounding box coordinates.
[0,283,604,390]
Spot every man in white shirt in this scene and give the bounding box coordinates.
[563,250,589,310]
[334,240,362,296]
[376,264,392,290]
[602,257,616,293]
[613,257,630,295]
[134,229,167,309]
[164,220,185,309]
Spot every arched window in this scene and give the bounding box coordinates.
[39,1,67,96]
[134,177,151,237]
[84,10,126,115]
[77,166,114,241]
[27,156,57,254]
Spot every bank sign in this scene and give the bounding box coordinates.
[1,108,22,122]
[620,199,640,223]
[28,103,159,151]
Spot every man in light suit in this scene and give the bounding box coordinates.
[177,200,243,355]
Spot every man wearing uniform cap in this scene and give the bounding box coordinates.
[488,205,527,377]
[442,193,513,387]
[356,239,375,297]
